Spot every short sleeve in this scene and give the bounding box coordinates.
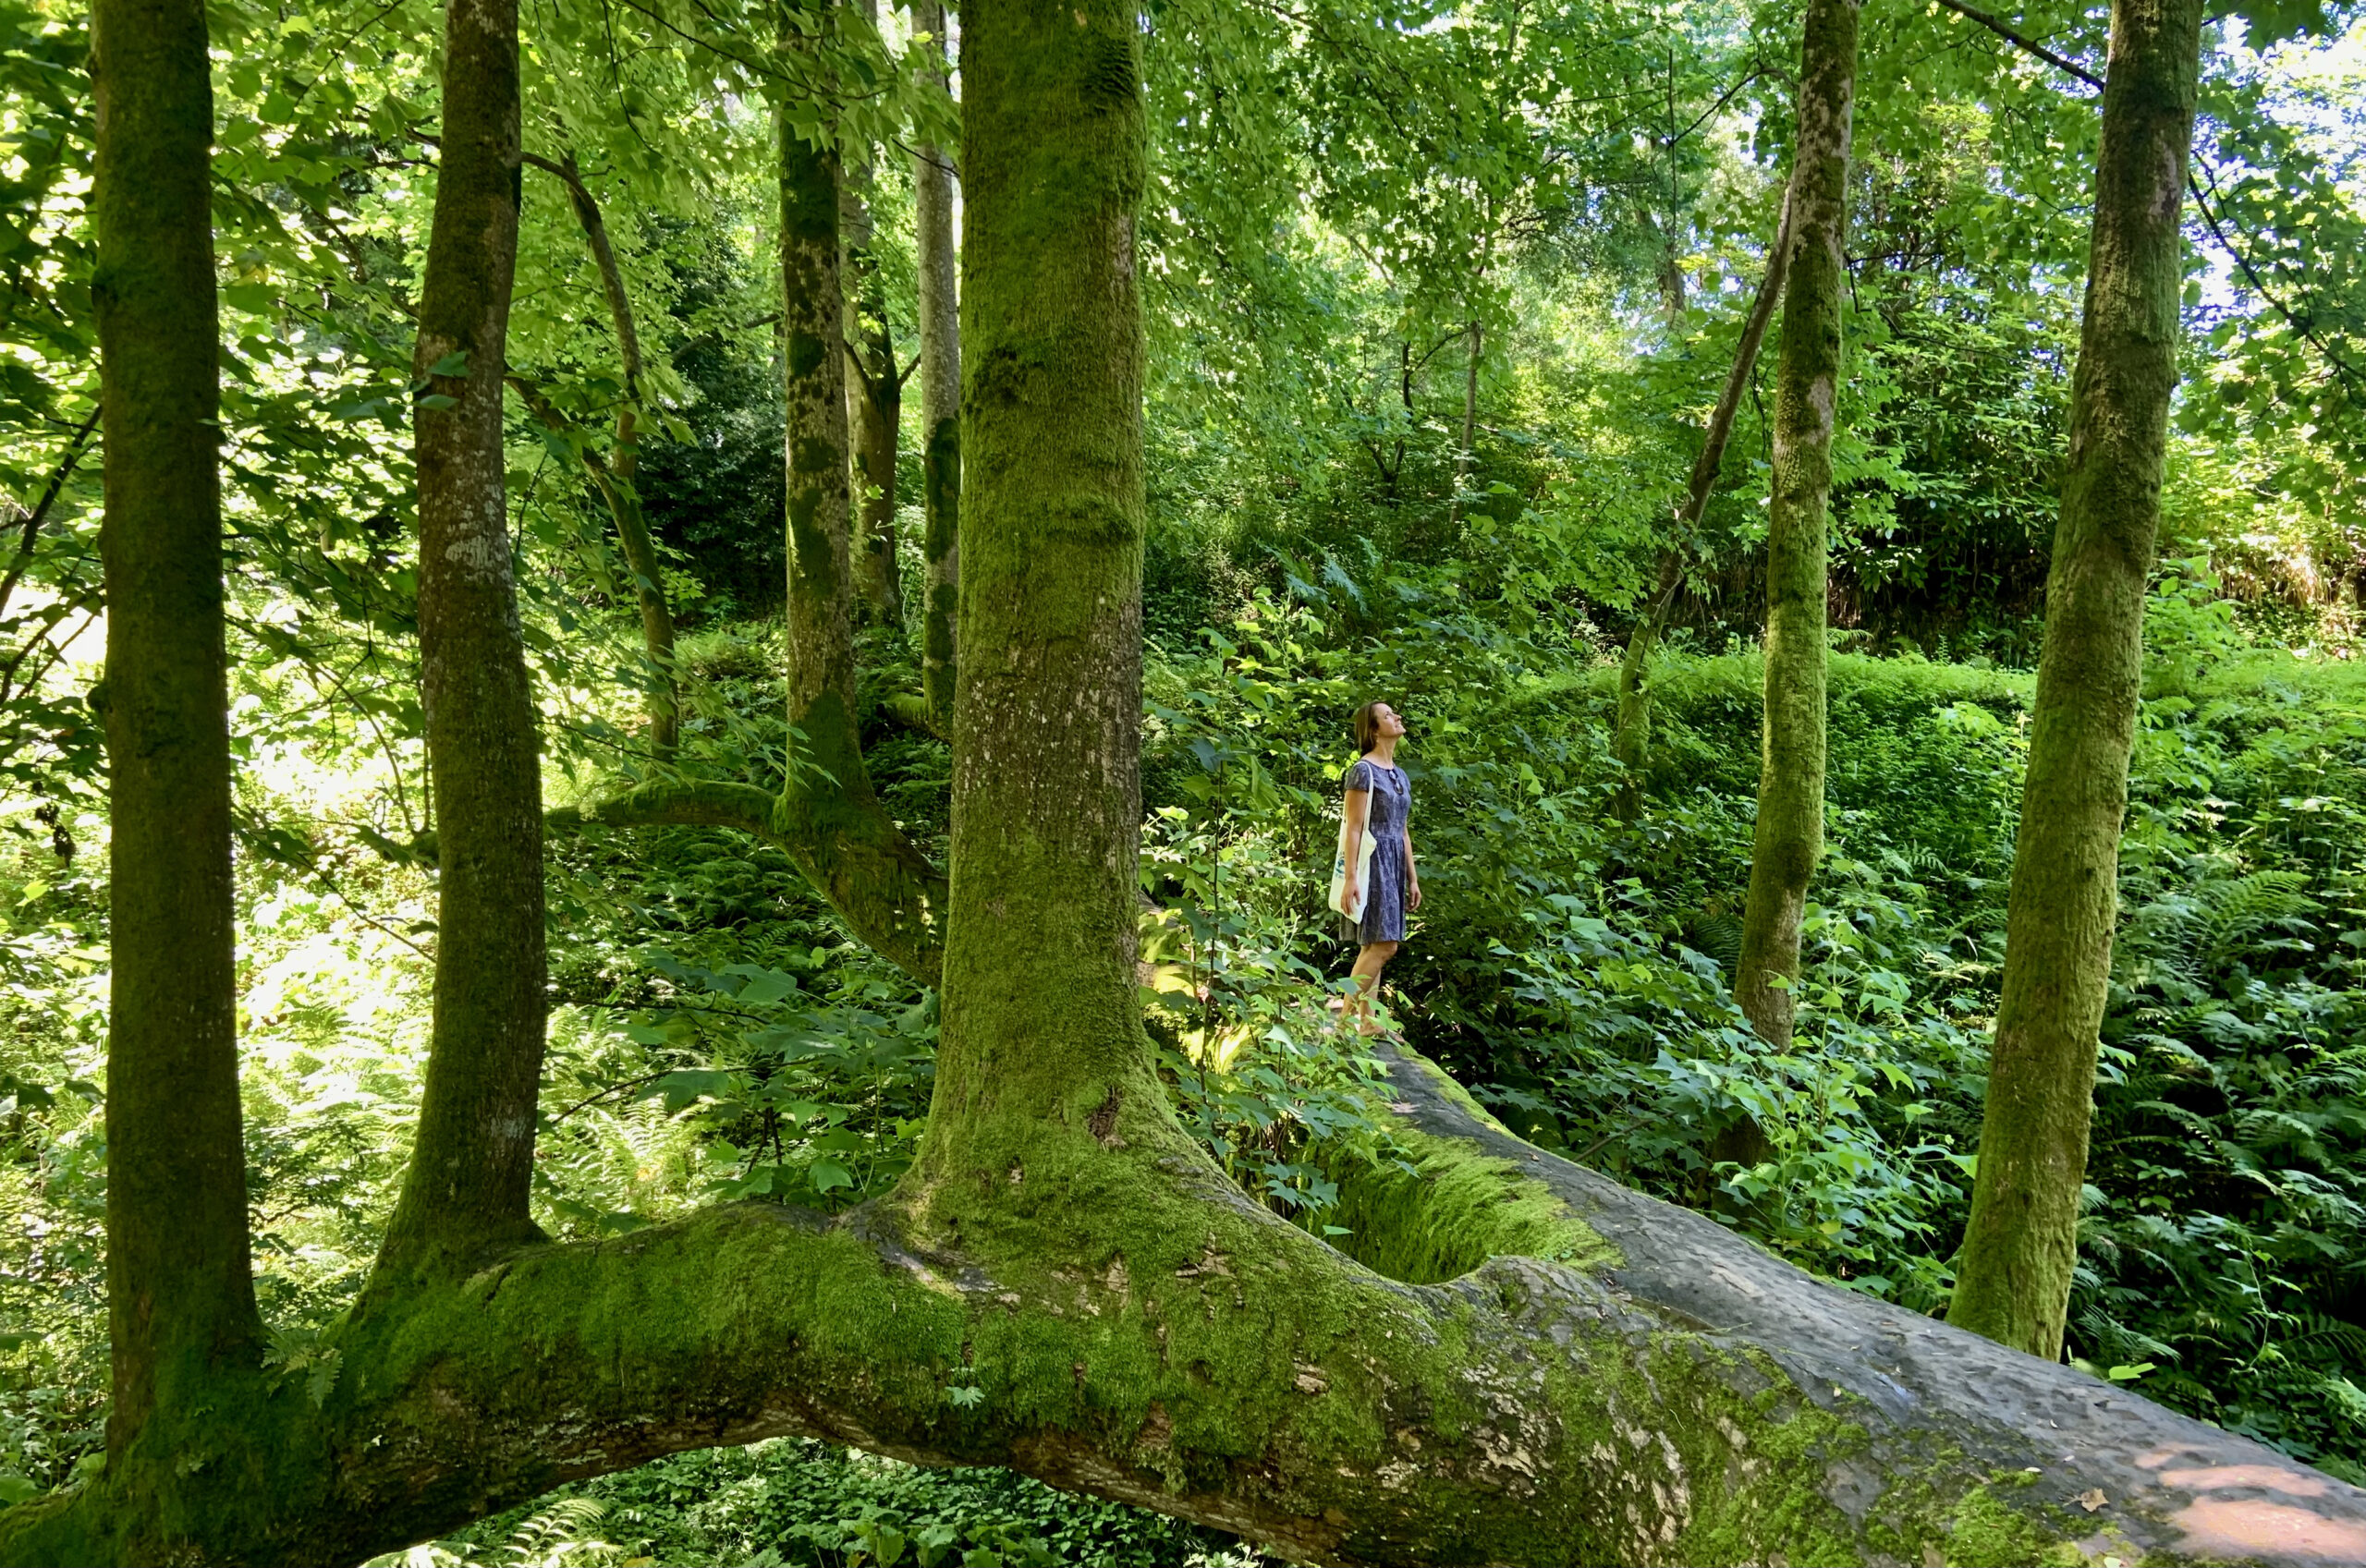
[1345,760,1375,794]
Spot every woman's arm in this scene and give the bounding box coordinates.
[1342,784,1372,908]
[1403,821,1421,911]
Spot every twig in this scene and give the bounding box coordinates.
[2188,164,2366,393]
[1929,0,2103,90]
[1933,0,2363,395]
[0,405,101,619]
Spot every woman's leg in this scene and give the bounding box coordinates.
[1346,940,1398,1033]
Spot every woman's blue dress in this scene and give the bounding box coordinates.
[1344,758,1412,944]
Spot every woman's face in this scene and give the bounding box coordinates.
[1372,702,1408,740]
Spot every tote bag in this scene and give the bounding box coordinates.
[1327,811,1379,923]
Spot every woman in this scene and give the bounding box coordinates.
[1338,699,1421,1032]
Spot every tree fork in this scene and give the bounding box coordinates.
[1734,0,1856,1046]
[377,0,547,1279]
[1953,0,2205,1360]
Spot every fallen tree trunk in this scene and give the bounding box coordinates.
[9,1042,2362,1566]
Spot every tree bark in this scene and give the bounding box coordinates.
[17,1043,2366,1565]
[521,149,679,754]
[377,0,547,1280]
[1733,0,1856,1046]
[1952,0,2204,1361]
[1613,182,1798,824]
[91,0,263,1468]
[925,0,1153,1179]
[913,0,961,735]
[776,32,946,981]
[842,0,905,628]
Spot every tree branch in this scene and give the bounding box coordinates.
[519,149,644,400]
[2188,164,2366,394]
[0,404,101,622]
[1929,0,2103,90]
[1929,0,2364,396]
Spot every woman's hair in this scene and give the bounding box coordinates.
[1351,699,1388,756]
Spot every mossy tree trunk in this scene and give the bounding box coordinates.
[377,0,547,1280]
[1733,0,1856,1046]
[90,0,264,1475]
[1952,0,2204,1361]
[521,149,678,755]
[1612,182,1797,823]
[841,0,906,629]
[914,0,961,735]
[925,0,1154,1181]
[535,43,950,982]
[18,2,2366,1563]
[774,33,946,978]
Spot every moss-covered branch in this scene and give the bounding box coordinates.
[545,779,947,985]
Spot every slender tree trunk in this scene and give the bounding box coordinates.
[1611,554,1680,822]
[607,425,678,755]
[842,0,905,628]
[525,150,678,754]
[1733,0,1856,1045]
[913,0,961,734]
[91,0,262,1465]
[378,0,546,1279]
[1448,319,1480,521]
[539,64,950,982]
[1953,0,2203,1360]
[851,342,903,625]
[1613,182,1799,823]
[775,28,946,978]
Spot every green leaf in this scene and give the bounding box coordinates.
[424,350,470,378]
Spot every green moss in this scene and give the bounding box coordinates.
[1936,1482,2091,1568]
[1323,1116,1616,1284]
